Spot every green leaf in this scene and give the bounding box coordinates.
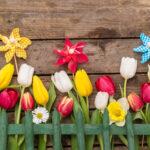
[8,136,19,150]
[86,110,100,150]
[46,81,56,112]
[79,96,90,123]
[133,111,143,121]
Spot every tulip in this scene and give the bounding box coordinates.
[94,92,109,113]
[128,92,144,111]
[17,63,34,87]
[141,83,150,103]
[21,92,34,111]
[56,96,74,117]
[0,63,14,90]
[33,75,49,106]
[51,70,73,93]
[120,57,137,80]
[0,88,19,109]
[74,69,93,96]
[95,76,116,95]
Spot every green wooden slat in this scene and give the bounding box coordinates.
[102,109,111,150]
[126,112,135,150]
[24,111,34,150]
[52,109,61,150]
[75,110,85,150]
[0,110,7,150]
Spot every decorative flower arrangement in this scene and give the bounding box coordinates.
[0,29,150,149]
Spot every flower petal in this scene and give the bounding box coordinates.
[77,53,88,63]
[5,49,15,62]
[115,120,125,127]
[16,48,27,59]
[68,60,77,73]
[64,38,72,49]
[55,58,68,65]
[18,37,32,49]
[75,42,86,52]
[0,45,9,52]
[10,28,20,39]
[0,35,9,44]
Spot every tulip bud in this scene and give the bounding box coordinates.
[94,92,109,113]
[141,83,150,103]
[128,92,144,111]
[33,75,49,106]
[0,88,19,109]
[0,63,14,90]
[74,69,93,96]
[17,63,34,87]
[51,70,73,93]
[95,76,116,95]
[120,57,137,79]
[21,92,34,111]
[57,96,74,117]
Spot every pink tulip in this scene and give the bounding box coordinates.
[95,76,116,95]
[141,83,150,103]
[0,88,19,109]
[21,92,34,111]
[128,92,144,111]
[57,96,74,117]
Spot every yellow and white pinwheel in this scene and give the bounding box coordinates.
[0,28,32,62]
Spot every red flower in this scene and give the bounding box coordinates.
[21,92,34,111]
[141,83,150,103]
[128,92,144,112]
[0,88,19,110]
[56,96,74,117]
[95,76,116,96]
[54,38,88,73]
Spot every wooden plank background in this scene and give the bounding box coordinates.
[0,0,150,149]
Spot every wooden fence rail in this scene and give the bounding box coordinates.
[0,109,149,150]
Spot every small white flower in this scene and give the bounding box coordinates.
[32,107,49,124]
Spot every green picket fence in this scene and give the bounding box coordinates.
[0,109,150,150]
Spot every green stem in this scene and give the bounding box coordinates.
[140,110,147,123]
[15,86,25,124]
[38,135,47,150]
[123,79,128,97]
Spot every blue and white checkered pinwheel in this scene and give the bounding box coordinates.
[133,33,150,63]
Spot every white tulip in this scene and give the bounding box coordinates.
[120,57,137,79]
[51,70,73,93]
[94,92,109,113]
[17,63,34,87]
[118,97,129,113]
[148,65,150,81]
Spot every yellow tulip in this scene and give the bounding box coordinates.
[74,69,93,97]
[32,75,49,106]
[0,63,14,90]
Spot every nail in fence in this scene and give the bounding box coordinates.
[0,109,149,150]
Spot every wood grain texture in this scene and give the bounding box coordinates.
[0,39,147,74]
[0,0,150,39]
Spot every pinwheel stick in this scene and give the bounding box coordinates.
[14,55,19,75]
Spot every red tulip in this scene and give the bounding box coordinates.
[128,92,144,111]
[57,96,74,117]
[95,76,116,95]
[141,83,150,103]
[0,88,19,109]
[21,92,34,111]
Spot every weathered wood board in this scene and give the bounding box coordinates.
[0,0,150,149]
